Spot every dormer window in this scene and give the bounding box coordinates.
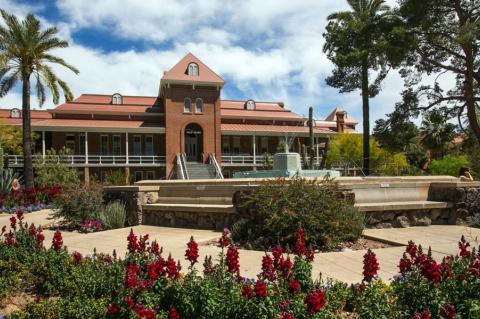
[187,63,199,76]
[245,100,256,110]
[10,108,20,118]
[112,93,122,105]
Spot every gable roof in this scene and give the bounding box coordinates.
[324,107,358,124]
[161,52,224,85]
[220,100,304,121]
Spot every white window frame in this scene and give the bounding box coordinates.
[112,135,121,155]
[187,63,199,76]
[10,108,20,118]
[100,135,109,155]
[195,98,203,113]
[146,171,155,180]
[133,135,142,156]
[145,135,153,156]
[245,100,256,110]
[112,93,122,104]
[184,97,192,113]
[65,134,75,154]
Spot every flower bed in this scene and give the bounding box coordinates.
[0,185,61,214]
[1,212,479,318]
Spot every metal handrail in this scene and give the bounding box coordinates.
[209,153,224,179]
[175,153,185,179]
[180,153,189,179]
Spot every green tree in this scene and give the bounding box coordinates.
[0,124,24,155]
[0,10,78,188]
[420,109,457,158]
[323,0,408,175]
[397,0,480,144]
[34,148,79,187]
[373,109,419,153]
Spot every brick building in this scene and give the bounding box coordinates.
[0,53,357,183]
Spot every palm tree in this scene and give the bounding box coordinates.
[324,0,399,175]
[0,10,79,188]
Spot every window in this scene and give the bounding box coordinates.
[261,137,268,154]
[187,63,199,76]
[101,135,109,155]
[145,135,153,156]
[195,98,203,113]
[113,135,121,155]
[79,134,86,155]
[184,98,192,112]
[233,136,240,154]
[112,93,122,104]
[146,171,155,180]
[245,100,256,110]
[222,136,230,154]
[10,108,20,118]
[134,171,143,182]
[65,134,75,154]
[133,135,142,155]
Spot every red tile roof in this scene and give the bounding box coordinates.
[221,100,286,111]
[220,100,304,120]
[324,107,358,124]
[73,94,158,105]
[0,109,52,125]
[161,53,224,85]
[31,119,162,129]
[221,123,335,134]
[52,94,162,113]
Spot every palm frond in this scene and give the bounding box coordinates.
[43,54,79,74]
[56,78,74,102]
[37,64,60,104]
[0,72,18,97]
[35,71,46,106]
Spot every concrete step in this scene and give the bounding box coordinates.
[355,201,453,212]
[143,203,235,214]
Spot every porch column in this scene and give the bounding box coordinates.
[41,131,46,159]
[85,131,89,164]
[252,134,256,167]
[125,132,129,164]
[315,136,320,166]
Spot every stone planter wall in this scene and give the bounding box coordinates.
[365,208,455,229]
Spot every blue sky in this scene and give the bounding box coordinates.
[0,0,407,131]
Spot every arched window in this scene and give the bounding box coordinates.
[10,108,20,118]
[195,98,203,113]
[184,97,192,112]
[187,63,199,76]
[245,100,256,110]
[112,93,122,105]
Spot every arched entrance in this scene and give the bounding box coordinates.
[184,123,203,162]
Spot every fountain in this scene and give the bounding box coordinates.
[233,152,340,178]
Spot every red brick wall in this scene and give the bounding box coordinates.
[163,84,221,176]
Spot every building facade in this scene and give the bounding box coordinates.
[0,53,357,183]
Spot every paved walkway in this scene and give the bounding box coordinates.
[2,211,479,284]
[0,209,57,229]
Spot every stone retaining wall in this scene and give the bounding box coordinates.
[365,209,455,229]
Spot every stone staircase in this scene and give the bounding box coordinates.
[185,162,217,179]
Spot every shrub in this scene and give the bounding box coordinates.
[232,177,364,249]
[103,169,127,186]
[99,201,126,229]
[0,169,20,195]
[429,155,470,176]
[53,183,103,226]
[34,148,80,187]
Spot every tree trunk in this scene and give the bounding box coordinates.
[465,51,480,144]
[361,57,370,176]
[22,73,34,189]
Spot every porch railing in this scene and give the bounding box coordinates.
[6,154,166,166]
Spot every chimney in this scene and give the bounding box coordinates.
[278,102,284,108]
[336,110,346,133]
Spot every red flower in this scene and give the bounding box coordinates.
[421,257,441,284]
[226,244,240,275]
[35,226,45,248]
[124,263,139,289]
[51,229,63,251]
[439,303,456,319]
[406,241,418,259]
[440,258,452,279]
[458,235,471,257]
[72,251,82,264]
[254,280,268,298]
[362,249,379,283]
[166,254,180,279]
[124,295,135,308]
[5,231,15,246]
[281,313,295,319]
[261,254,276,280]
[293,228,307,256]
[1,225,6,235]
[218,233,229,248]
[107,304,119,314]
[306,246,315,262]
[127,229,140,253]
[168,307,181,319]
[203,255,214,275]
[304,290,326,314]
[271,244,283,268]
[241,284,253,298]
[288,279,301,294]
[410,310,431,319]
[279,256,293,278]
[470,259,480,277]
[10,216,16,230]
[399,253,412,275]
[185,236,199,266]
[16,211,24,221]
